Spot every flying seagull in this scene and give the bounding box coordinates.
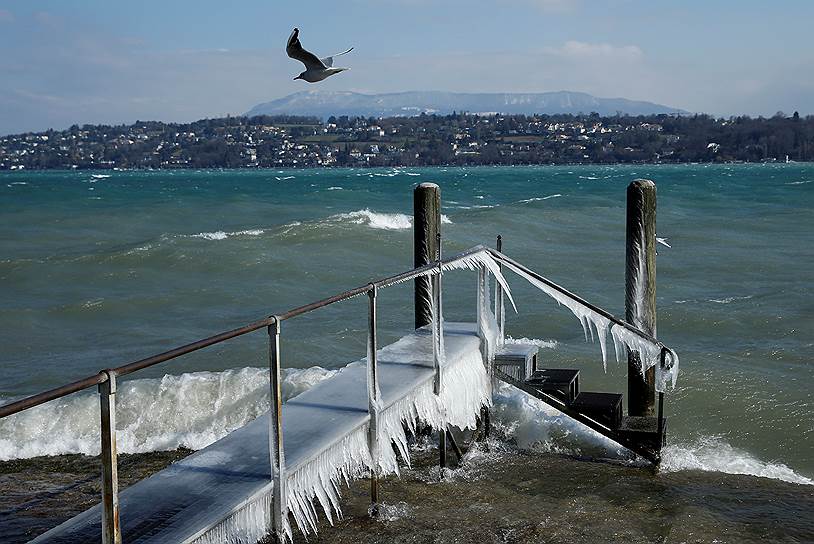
[287,27,353,83]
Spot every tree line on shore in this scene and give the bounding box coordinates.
[1,111,812,170]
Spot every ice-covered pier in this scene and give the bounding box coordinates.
[1,181,679,544]
[29,322,491,543]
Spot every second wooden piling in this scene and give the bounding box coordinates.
[625,179,657,417]
[414,183,441,329]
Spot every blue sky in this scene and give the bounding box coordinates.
[1,0,812,134]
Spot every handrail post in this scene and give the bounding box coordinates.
[476,265,491,441]
[432,233,447,471]
[268,317,286,542]
[366,285,380,516]
[494,235,504,344]
[99,370,121,544]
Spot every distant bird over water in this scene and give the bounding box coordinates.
[286,27,353,83]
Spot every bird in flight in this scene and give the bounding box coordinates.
[286,27,353,83]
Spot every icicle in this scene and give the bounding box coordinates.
[593,315,610,372]
[497,256,675,383]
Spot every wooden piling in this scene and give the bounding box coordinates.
[625,179,657,417]
[414,183,441,329]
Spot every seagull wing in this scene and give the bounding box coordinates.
[286,28,326,70]
[321,47,354,68]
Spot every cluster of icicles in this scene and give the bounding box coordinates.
[196,247,679,543]
[493,253,679,392]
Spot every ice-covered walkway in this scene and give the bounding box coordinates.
[31,322,489,544]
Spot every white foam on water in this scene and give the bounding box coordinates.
[660,437,814,485]
[189,229,265,241]
[329,209,453,230]
[708,295,753,304]
[492,381,814,485]
[331,209,412,230]
[491,381,634,460]
[326,186,343,190]
[0,366,336,460]
[517,194,562,203]
[373,501,411,522]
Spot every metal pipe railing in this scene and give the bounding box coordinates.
[0,246,488,421]
[486,247,670,351]
[0,243,677,541]
[0,244,485,542]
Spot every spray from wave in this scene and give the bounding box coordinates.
[660,437,813,485]
[0,366,335,460]
[329,209,453,231]
[491,380,813,485]
[3,357,810,487]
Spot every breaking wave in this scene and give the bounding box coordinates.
[2,362,811,486]
[660,437,813,485]
[0,366,335,460]
[189,229,265,241]
[329,209,453,230]
[492,381,813,485]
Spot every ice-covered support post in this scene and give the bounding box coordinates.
[494,235,504,343]
[366,285,380,515]
[414,182,441,329]
[626,179,657,417]
[432,232,447,470]
[268,317,287,542]
[476,265,491,441]
[99,370,121,544]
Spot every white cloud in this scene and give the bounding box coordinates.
[543,41,644,61]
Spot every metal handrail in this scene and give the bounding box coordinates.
[0,243,679,541]
[487,247,672,353]
[0,245,487,420]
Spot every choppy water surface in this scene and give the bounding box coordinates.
[0,165,812,533]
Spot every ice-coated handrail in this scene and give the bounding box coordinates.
[0,245,490,419]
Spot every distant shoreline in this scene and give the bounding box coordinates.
[3,113,812,171]
[2,161,812,173]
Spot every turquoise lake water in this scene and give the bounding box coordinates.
[0,164,811,484]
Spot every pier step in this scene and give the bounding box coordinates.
[526,369,580,404]
[617,416,667,454]
[493,342,664,463]
[571,392,623,429]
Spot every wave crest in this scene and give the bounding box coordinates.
[329,209,453,231]
[0,366,335,460]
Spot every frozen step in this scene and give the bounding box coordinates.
[571,392,623,429]
[617,416,667,453]
[526,369,580,404]
[494,343,539,382]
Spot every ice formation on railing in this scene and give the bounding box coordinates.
[284,422,372,539]
[275,331,493,542]
[495,256,678,391]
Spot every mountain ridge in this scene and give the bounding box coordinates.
[246,90,688,118]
